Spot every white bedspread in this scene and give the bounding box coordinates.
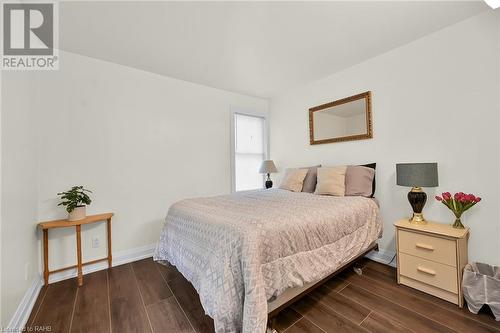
[153,189,382,333]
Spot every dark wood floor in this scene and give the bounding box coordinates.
[27,258,500,333]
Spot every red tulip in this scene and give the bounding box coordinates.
[435,196,443,201]
[474,197,482,203]
[454,193,464,202]
[442,192,451,200]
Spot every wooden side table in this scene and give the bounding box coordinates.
[38,212,114,287]
[395,219,469,307]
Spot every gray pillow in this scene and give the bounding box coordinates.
[301,165,321,193]
[345,165,375,197]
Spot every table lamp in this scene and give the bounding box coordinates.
[396,163,438,224]
[259,160,277,189]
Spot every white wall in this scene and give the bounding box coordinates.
[497,11,500,255]
[270,11,500,265]
[0,64,3,326]
[1,72,40,325]
[0,50,267,323]
[30,51,267,271]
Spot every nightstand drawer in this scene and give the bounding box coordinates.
[398,230,456,266]
[399,253,458,293]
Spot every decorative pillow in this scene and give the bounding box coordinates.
[360,163,376,197]
[345,165,376,197]
[301,165,321,193]
[315,166,347,196]
[279,168,309,192]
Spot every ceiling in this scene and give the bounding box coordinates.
[59,1,488,98]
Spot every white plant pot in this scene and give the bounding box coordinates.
[68,206,86,221]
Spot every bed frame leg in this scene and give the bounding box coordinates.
[353,258,367,275]
[267,316,278,333]
[353,243,378,275]
[353,265,363,275]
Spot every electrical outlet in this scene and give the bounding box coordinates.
[92,237,100,248]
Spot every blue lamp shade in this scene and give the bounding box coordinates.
[396,163,438,188]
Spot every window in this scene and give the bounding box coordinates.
[231,112,268,192]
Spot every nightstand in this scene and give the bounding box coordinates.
[394,219,469,307]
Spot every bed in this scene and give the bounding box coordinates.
[153,188,382,333]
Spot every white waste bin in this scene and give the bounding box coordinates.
[463,262,500,321]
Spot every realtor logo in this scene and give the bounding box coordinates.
[1,1,58,70]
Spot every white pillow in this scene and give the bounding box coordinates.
[279,168,309,192]
[315,166,347,196]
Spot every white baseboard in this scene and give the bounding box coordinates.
[48,242,156,284]
[7,242,156,331]
[7,275,44,332]
[365,248,397,267]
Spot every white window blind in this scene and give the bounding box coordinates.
[234,113,266,191]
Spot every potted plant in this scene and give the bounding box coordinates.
[57,186,92,221]
[435,192,481,229]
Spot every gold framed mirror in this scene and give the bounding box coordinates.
[309,91,372,145]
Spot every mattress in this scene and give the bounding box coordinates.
[153,189,382,333]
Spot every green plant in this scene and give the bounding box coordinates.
[57,186,92,213]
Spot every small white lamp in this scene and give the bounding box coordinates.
[259,160,277,189]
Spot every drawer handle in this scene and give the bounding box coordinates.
[415,243,434,251]
[417,266,436,276]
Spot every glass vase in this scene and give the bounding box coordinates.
[452,216,465,229]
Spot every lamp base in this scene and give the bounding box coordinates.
[409,213,426,224]
[408,187,427,224]
[265,173,273,189]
